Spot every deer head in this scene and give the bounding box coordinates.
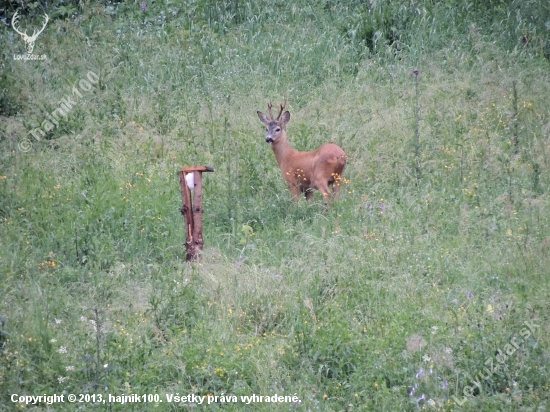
[257,99,291,143]
[12,11,49,54]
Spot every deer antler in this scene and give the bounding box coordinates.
[276,97,287,120]
[32,13,49,40]
[11,11,26,38]
[267,102,274,120]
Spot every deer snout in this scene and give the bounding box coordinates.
[266,136,274,143]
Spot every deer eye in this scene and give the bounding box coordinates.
[275,128,281,132]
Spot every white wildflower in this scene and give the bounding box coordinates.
[89,319,97,331]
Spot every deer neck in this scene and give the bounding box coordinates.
[270,131,297,169]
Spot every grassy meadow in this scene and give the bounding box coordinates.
[1,0,549,410]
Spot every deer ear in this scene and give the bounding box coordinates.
[281,111,290,125]
[257,111,269,125]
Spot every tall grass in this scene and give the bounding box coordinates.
[1,0,549,410]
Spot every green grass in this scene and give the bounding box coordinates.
[1,0,549,410]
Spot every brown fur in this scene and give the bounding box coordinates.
[257,102,347,204]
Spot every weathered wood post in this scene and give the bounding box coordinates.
[179,165,214,261]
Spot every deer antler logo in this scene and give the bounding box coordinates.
[12,11,49,54]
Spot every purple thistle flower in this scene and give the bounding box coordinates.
[141,2,147,11]
[409,384,418,397]
[413,68,419,76]
[466,291,473,299]
[415,368,424,379]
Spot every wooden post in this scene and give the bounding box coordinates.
[179,166,214,261]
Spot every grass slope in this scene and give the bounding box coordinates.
[1,1,549,410]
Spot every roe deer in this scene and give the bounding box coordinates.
[257,100,347,205]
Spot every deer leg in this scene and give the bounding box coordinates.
[288,183,301,202]
[305,189,314,201]
[318,183,332,206]
[332,178,342,199]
